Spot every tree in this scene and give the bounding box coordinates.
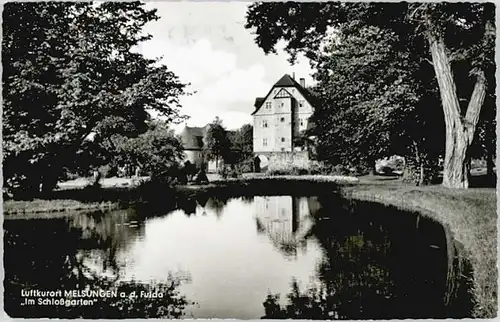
[245,2,495,188]
[203,117,231,170]
[411,4,495,188]
[228,124,253,163]
[2,2,189,198]
[112,121,185,182]
[308,23,443,181]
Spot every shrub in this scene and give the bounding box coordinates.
[308,163,338,175]
[308,163,323,175]
[239,158,254,173]
[297,168,309,175]
[218,163,243,179]
[266,169,289,176]
[329,164,351,176]
[218,164,230,179]
[266,166,310,176]
[308,162,357,176]
[230,166,242,178]
[265,163,368,177]
[348,165,370,176]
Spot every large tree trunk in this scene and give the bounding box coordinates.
[427,34,486,188]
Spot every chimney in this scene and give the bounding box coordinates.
[299,78,305,88]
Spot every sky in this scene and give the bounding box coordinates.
[135,2,314,132]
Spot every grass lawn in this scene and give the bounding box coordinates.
[3,199,119,217]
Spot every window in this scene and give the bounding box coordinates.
[281,137,285,142]
[280,102,284,107]
[300,119,304,126]
[299,100,305,108]
[265,102,272,109]
[280,117,285,122]
[262,120,268,128]
[263,138,268,146]
[281,147,285,152]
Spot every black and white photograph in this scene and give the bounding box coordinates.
[2,1,497,319]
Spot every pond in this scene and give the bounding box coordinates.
[4,194,474,319]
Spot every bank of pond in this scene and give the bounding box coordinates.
[3,177,354,216]
[4,187,479,319]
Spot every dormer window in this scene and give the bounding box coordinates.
[265,102,272,109]
[299,100,305,108]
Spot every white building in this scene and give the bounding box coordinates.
[252,74,317,154]
[179,125,217,173]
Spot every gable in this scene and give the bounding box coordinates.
[273,88,292,99]
[251,74,318,116]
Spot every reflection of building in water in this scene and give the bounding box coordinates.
[254,196,318,258]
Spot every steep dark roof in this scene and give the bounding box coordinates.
[251,74,319,115]
[274,74,297,87]
[254,97,265,108]
[180,125,208,150]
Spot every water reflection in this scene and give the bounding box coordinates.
[254,196,317,259]
[204,195,229,218]
[4,195,473,319]
[66,209,145,274]
[195,194,210,208]
[262,200,474,319]
[4,213,190,318]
